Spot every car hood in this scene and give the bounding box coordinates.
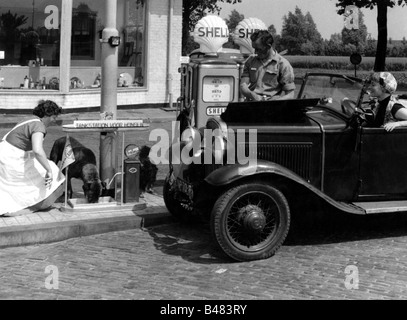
[217,99,349,132]
[219,106,348,133]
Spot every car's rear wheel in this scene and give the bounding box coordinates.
[211,183,290,261]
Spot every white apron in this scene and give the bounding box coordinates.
[0,119,65,215]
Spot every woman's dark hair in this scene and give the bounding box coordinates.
[33,100,62,118]
[250,30,274,48]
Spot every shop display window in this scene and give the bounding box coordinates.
[70,0,146,90]
[0,1,61,89]
[0,0,146,91]
[0,0,61,67]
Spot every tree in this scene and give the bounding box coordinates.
[223,9,244,49]
[280,6,323,55]
[324,33,342,56]
[341,9,368,53]
[336,0,407,71]
[182,0,243,55]
[268,24,282,52]
[224,8,244,30]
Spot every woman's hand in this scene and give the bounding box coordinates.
[384,120,407,132]
[45,171,53,188]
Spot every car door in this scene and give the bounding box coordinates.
[358,126,407,199]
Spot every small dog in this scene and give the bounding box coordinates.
[50,137,102,203]
[138,145,158,194]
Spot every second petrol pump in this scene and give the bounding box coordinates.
[177,16,268,131]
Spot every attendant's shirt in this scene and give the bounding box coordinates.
[5,118,46,151]
[241,51,296,98]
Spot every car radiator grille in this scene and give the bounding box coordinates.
[245,142,312,180]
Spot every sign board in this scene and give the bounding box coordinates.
[73,120,145,128]
[206,107,227,116]
[192,15,229,53]
[233,18,267,54]
[180,56,190,64]
[0,51,4,59]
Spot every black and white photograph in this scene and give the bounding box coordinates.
[1,0,407,305]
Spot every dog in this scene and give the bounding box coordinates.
[50,137,103,203]
[138,145,158,195]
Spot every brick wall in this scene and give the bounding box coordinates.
[0,0,182,112]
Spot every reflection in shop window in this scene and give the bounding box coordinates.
[118,0,146,88]
[0,1,61,67]
[0,1,61,90]
[71,3,96,60]
[70,0,100,91]
[69,0,146,90]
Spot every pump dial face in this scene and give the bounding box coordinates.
[124,144,140,159]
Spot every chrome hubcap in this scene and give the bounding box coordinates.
[238,205,266,232]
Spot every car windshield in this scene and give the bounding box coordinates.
[298,74,366,116]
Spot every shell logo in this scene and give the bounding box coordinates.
[192,15,229,53]
[232,18,268,54]
[129,168,138,174]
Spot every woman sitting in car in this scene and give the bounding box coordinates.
[367,72,407,132]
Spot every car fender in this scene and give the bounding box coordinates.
[205,160,305,187]
[204,160,366,215]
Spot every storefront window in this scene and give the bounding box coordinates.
[70,0,146,90]
[0,0,147,92]
[0,0,61,67]
[118,0,146,87]
[0,1,61,90]
[71,2,97,60]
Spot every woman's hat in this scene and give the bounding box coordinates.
[379,72,397,94]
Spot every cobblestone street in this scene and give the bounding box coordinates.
[1,210,407,301]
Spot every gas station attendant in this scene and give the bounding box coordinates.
[240,30,296,101]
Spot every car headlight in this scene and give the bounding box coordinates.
[212,135,226,164]
[206,117,232,165]
[181,126,201,143]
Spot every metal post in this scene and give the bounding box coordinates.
[121,132,125,205]
[100,0,119,193]
[166,0,174,110]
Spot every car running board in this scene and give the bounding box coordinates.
[352,200,407,214]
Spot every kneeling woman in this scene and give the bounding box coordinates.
[0,100,65,216]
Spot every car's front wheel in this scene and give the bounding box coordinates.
[163,172,193,221]
[211,183,290,261]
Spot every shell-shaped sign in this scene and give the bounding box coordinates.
[233,18,268,54]
[192,15,229,53]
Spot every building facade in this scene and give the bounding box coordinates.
[0,0,182,112]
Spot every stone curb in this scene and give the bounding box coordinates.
[0,209,174,249]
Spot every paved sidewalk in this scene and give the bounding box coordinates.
[0,188,173,249]
[0,107,176,249]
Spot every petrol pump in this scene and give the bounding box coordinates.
[122,144,141,203]
[177,16,268,131]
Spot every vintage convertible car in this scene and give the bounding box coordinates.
[164,72,407,261]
